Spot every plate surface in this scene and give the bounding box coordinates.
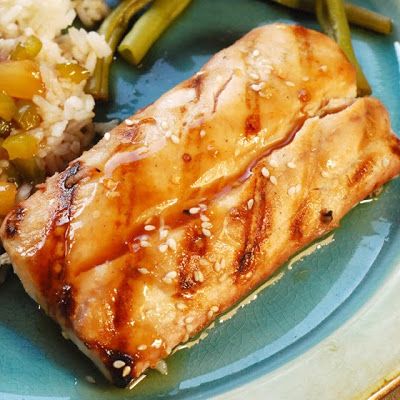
[0,0,399,399]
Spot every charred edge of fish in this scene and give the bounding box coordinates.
[57,284,75,319]
[213,73,233,113]
[4,206,25,238]
[237,250,255,275]
[105,349,136,388]
[320,209,333,224]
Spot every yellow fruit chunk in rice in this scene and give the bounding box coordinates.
[0,91,17,121]
[2,133,38,160]
[11,36,43,61]
[56,63,90,84]
[0,60,44,100]
[14,100,41,130]
[0,181,17,216]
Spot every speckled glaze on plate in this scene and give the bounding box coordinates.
[0,1,399,399]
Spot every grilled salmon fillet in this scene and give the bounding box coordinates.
[2,24,400,387]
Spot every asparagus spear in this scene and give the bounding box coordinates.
[118,0,193,66]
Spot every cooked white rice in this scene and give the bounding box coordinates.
[0,0,111,174]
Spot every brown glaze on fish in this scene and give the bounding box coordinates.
[2,24,400,387]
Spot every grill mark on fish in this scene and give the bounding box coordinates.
[212,73,233,113]
[245,83,261,136]
[4,206,25,238]
[348,158,374,187]
[183,73,205,102]
[290,199,310,241]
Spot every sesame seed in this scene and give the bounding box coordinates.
[164,271,177,280]
[189,207,200,214]
[319,64,328,72]
[122,366,131,377]
[321,170,329,178]
[167,237,177,251]
[202,228,211,237]
[199,203,207,211]
[287,161,296,169]
[261,167,270,178]
[199,129,206,138]
[207,310,214,318]
[302,76,310,81]
[171,134,180,144]
[160,121,169,130]
[104,132,110,141]
[295,183,302,193]
[194,270,204,282]
[125,119,135,126]
[247,198,254,210]
[269,159,278,167]
[252,49,260,57]
[250,82,265,92]
[138,267,149,275]
[159,243,168,253]
[201,221,213,229]
[200,214,210,222]
[288,186,297,196]
[269,176,278,185]
[151,339,163,349]
[245,272,253,279]
[326,159,336,168]
[140,240,151,248]
[185,316,194,324]
[138,345,147,351]
[159,228,169,240]
[113,360,126,369]
[211,306,219,313]
[165,130,172,138]
[285,81,295,87]
[144,224,156,231]
[176,302,187,310]
[249,71,260,80]
[382,157,390,168]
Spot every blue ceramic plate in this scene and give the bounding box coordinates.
[1,1,399,399]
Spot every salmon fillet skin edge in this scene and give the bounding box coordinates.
[2,24,400,388]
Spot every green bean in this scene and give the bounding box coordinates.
[270,0,392,35]
[118,0,192,66]
[324,0,371,96]
[86,0,152,100]
[316,0,334,39]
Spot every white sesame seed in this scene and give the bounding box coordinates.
[207,310,214,318]
[176,302,187,310]
[140,240,151,248]
[269,159,278,167]
[252,49,260,57]
[249,71,260,80]
[326,159,336,168]
[295,183,302,193]
[160,121,169,130]
[194,270,204,282]
[288,186,297,196]
[199,129,206,138]
[167,237,177,251]
[189,207,200,214]
[138,345,147,351]
[165,271,177,280]
[185,316,194,324]
[285,81,295,87]
[200,214,210,222]
[144,224,156,231]
[202,228,211,237]
[211,305,219,313]
[104,132,111,141]
[171,134,180,144]
[165,130,172,138]
[138,267,149,275]
[113,360,126,369]
[382,157,390,168]
[151,339,163,349]
[287,161,296,169]
[125,119,135,126]
[159,228,169,240]
[122,365,131,377]
[201,221,213,229]
[245,272,253,279]
[247,198,254,210]
[159,243,168,253]
[321,170,330,178]
[199,203,207,211]
[319,64,328,72]
[270,176,278,185]
[261,167,270,178]
[250,82,265,92]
